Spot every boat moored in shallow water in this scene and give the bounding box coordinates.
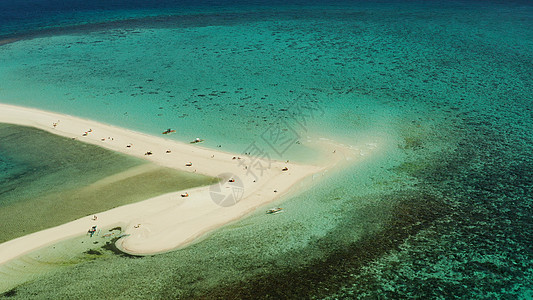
[266,207,283,214]
[162,128,175,134]
[190,137,204,143]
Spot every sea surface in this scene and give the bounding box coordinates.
[0,0,531,298]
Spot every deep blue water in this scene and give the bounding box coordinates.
[4,0,530,38]
[0,0,314,37]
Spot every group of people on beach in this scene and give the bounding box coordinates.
[88,225,97,237]
[143,150,172,155]
[88,215,98,237]
[82,129,93,136]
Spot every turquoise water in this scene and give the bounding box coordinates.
[0,0,532,298]
[0,9,410,160]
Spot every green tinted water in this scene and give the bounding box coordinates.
[0,124,215,243]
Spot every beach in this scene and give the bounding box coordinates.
[0,103,360,266]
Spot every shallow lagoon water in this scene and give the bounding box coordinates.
[0,124,215,243]
[0,0,532,298]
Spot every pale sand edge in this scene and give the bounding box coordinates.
[0,103,368,266]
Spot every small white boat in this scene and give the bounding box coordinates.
[190,138,204,144]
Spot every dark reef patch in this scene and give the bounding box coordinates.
[185,191,449,299]
[1,288,17,298]
[326,114,532,298]
[84,249,102,256]
[101,237,143,259]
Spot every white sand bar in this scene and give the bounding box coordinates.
[0,103,359,265]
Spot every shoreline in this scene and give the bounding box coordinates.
[0,103,362,266]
